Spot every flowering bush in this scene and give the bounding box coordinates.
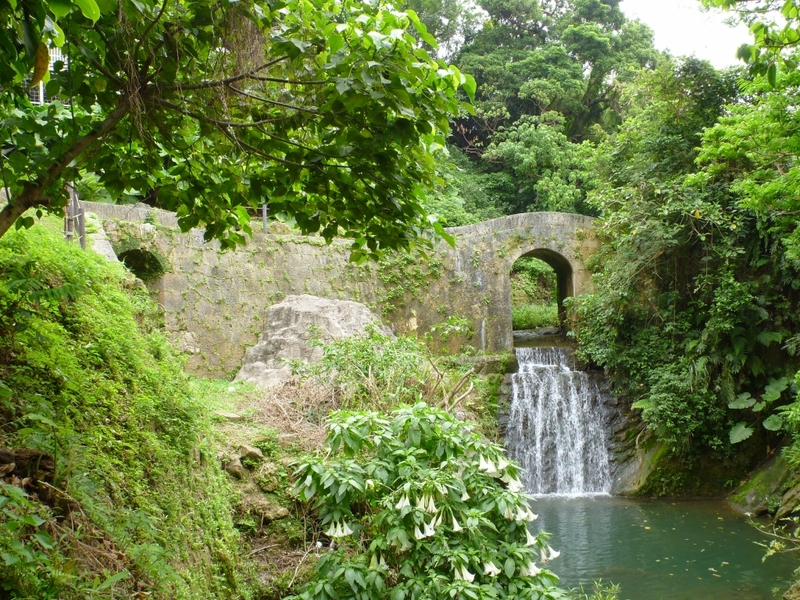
[290,403,564,600]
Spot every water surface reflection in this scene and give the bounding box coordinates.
[532,496,796,600]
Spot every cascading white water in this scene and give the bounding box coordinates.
[505,346,613,496]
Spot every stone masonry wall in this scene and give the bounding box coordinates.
[85,202,597,378]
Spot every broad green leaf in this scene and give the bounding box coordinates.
[33,531,54,549]
[73,0,100,20]
[762,377,789,403]
[756,331,783,346]
[728,393,755,409]
[763,414,784,431]
[329,34,344,54]
[47,0,73,17]
[767,62,777,87]
[94,571,129,591]
[504,557,515,578]
[462,73,476,103]
[729,422,754,444]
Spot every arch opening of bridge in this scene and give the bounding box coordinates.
[512,248,573,328]
[118,248,166,282]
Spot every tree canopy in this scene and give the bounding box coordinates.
[422,0,658,221]
[1,0,473,259]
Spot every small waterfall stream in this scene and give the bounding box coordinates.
[505,346,613,496]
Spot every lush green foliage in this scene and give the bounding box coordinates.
[289,325,434,410]
[426,0,659,219]
[0,0,470,260]
[0,222,253,598]
[512,258,557,305]
[512,304,559,331]
[510,258,558,330]
[573,55,800,461]
[289,324,483,412]
[291,403,564,600]
[423,147,509,226]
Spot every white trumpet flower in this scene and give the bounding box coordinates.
[497,456,510,470]
[547,546,560,562]
[396,495,410,510]
[370,553,388,570]
[483,561,502,577]
[395,536,413,552]
[478,455,499,475]
[423,520,436,538]
[461,490,470,501]
[501,472,524,492]
[451,515,463,532]
[520,561,541,577]
[425,495,438,514]
[324,521,354,538]
[525,528,537,546]
[504,505,516,520]
[455,565,475,582]
[415,514,439,540]
[416,495,427,511]
[521,507,538,521]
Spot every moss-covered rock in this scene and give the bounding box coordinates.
[729,455,792,515]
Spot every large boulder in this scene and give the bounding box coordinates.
[235,294,389,388]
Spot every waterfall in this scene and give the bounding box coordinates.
[505,347,613,496]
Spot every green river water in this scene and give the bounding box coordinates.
[532,496,798,600]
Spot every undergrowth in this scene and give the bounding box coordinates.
[0,220,255,599]
[512,304,559,330]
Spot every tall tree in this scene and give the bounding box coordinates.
[0,0,473,259]
[453,0,657,149]
[431,0,657,219]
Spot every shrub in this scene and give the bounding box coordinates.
[291,403,564,600]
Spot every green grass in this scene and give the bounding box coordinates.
[0,219,256,599]
[512,303,559,330]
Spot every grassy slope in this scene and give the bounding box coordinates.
[0,220,255,599]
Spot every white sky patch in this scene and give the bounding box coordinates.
[620,0,752,68]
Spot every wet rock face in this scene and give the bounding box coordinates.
[234,294,390,388]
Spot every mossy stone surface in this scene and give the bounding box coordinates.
[729,455,791,515]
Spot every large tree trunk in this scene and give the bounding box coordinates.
[0,97,133,239]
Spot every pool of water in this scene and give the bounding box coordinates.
[532,496,798,600]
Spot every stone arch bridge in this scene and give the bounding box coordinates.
[86,202,597,377]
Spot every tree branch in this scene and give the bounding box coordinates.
[133,0,170,64]
[249,75,328,85]
[0,97,132,238]
[225,84,319,114]
[161,57,289,91]
[152,97,287,127]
